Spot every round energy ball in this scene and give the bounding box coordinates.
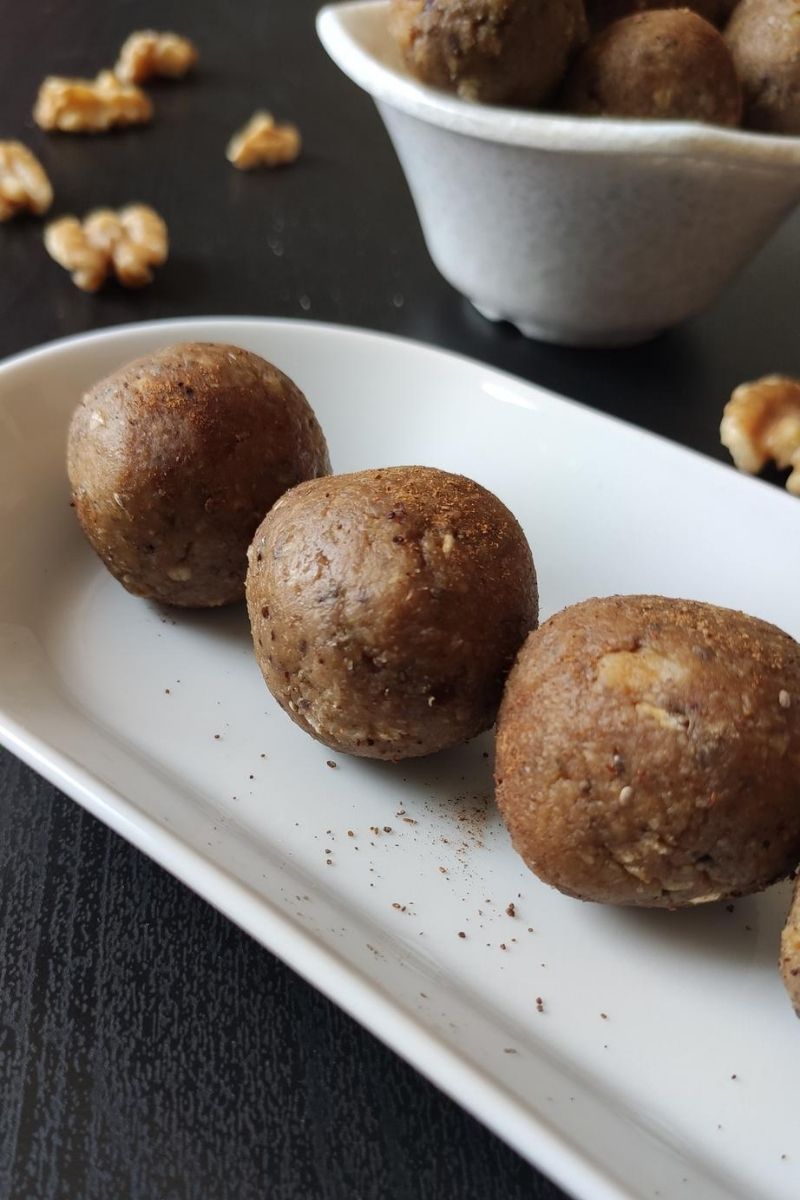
[67,342,331,607]
[246,466,538,760]
[495,594,800,907]
[726,0,800,134]
[388,0,588,107]
[561,9,742,125]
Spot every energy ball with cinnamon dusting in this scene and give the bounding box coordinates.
[68,343,331,607]
[496,595,800,907]
[246,466,538,760]
[562,9,742,125]
[726,0,800,134]
[388,0,588,107]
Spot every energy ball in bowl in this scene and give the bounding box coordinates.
[68,343,331,607]
[562,9,742,125]
[495,595,800,907]
[246,466,538,760]
[388,0,588,107]
[726,0,800,134]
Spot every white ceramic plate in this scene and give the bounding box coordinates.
[1,318,799,1200]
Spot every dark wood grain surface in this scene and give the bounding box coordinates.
[1,2,799,1199]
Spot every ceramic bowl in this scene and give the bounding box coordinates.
[318,0,800,347]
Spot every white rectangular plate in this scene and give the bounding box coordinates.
[1,318,798,1200]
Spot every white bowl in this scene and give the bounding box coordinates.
[318,0,800,347]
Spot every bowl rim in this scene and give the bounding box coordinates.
[317,0,800,167]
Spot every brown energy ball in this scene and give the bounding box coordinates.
[246,466,538,760]
[388,0,588,107]
[561,9,742,125]
[781,879,800,1016]
[67,343,331,607]
[495,595,800,907]
[726,0,800,134]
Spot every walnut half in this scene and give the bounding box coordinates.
[721,375,800,496]
[226,111,301,170]
[34,70,152,133]
[115,30,198,84]
[0,141,53,220]
[45,204,168,291]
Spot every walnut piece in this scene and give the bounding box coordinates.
[44,204,168,291]
[44,217,108,291]
[782,878,800,1017]
[34,70,152,133]
[721,375,800,496]
[115,30,198,84]
[226,111,301,170]
[781,879,800,1017]
[0,141,53,220]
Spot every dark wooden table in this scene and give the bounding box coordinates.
[1,3,798,1198]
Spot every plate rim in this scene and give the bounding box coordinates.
[0,311,786,508]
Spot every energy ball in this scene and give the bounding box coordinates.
[781,879,800,1016]
[388,0,588,107]
[246,466,538,760]
[495,595,800,907]
[561,9,742,125]
[726,0,800,134]
[67,343,331,607]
